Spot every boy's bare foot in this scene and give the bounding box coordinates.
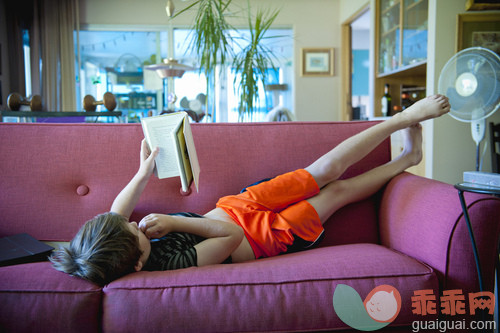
[400,123,423,167]
[398,94,450,126]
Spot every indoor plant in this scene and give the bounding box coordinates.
[232,5,280,120]
[174,0,280,121]
[174,0,234,121]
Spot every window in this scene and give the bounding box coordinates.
[22,29,32,98]
[76,27,293,122]
[224,28,293,122]
[77,30,168,122]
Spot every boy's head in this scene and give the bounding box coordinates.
[50,212,145,285]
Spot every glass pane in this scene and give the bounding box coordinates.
[175,28,293,123]
[379,0,400,73]
[226,67,281,122]
[228,29,293,122]
[173,29,208,121]
[77,27,293,123]
[77,30,167,121]
[402,0,428,67]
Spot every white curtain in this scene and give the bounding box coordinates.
[33,0,77,111]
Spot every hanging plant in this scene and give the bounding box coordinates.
[232,4,280,120]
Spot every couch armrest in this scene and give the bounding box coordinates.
[379,172,500,293]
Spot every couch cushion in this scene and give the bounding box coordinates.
[102,243,438,333]
[320,198,380,247]
[380,172,500,294]
[0,121,389,246]
[0,262,102,333]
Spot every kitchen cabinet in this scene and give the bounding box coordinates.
[375,0,428,117]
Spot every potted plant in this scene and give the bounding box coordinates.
[232,4,280,120]
[174,0,280,121]
[174,0,234,120]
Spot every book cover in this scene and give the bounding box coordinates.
[0,233,54,267]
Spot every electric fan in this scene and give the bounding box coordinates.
[438,47,500,172]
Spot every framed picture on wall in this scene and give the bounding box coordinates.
[465,0,500,11]
[457,12,500,54]
[301,48,334,77]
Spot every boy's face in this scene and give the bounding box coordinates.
[128,222,151,271]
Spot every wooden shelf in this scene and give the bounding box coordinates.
[402,86,426,92]
[377,61,426,79]
[0,111,123,122]
[375,0,428,115]
[381,25,400,38]
[406,0,425,11]
[382,0,401,15]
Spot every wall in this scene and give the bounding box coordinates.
[5,0,498,183]
[339,0,369,22]
[79,0,341,121]
[428,0,500,184]
[341,0,500,184]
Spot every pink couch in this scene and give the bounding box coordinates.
[0,122,499,332]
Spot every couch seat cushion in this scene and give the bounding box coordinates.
[0,262,102,333]
[103,243,438,333]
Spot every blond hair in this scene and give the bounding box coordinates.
[50,213,142,285]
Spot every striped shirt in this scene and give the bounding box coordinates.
[143,212,204,271]
[144,232,204,271]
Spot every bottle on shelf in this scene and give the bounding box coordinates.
[393,105,402,115]
[381,84,392,117]
[401,92,412,109]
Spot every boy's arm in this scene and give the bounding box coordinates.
[139,214,244,266]
[110,140,159,219]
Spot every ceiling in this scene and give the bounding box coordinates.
[351,10,370,31]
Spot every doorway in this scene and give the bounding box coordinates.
[341,6,371,121]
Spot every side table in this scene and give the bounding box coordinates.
[454,182,500,292]
[455,182,500,328]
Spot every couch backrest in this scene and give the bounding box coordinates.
[0,121,390,245]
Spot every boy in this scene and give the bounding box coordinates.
[51,95,450,285]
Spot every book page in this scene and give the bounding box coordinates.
[183,118,200,192]
[141,113,184,179]
[173,118,193,192]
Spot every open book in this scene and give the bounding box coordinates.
[141,112,200,193]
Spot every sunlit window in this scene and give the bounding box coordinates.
[76,27,293,123]
[77,30,167,121]
[22,30,32,98]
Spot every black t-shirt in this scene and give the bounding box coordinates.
[143,212,205,271]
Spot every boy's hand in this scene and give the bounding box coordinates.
[139,214,175,239]
[139,139,159,178]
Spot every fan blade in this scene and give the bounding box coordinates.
[439,47,500,122]
[447,87,468,110]
[476,67,500,109]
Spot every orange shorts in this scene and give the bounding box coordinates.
[216,169,323,258]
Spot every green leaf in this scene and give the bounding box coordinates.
[232,3,281,118]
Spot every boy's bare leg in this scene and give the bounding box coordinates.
[305,94,450,188]
[307,124,423,223]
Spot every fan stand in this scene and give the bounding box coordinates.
[471,118,486,171]
[437,47,500,173]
